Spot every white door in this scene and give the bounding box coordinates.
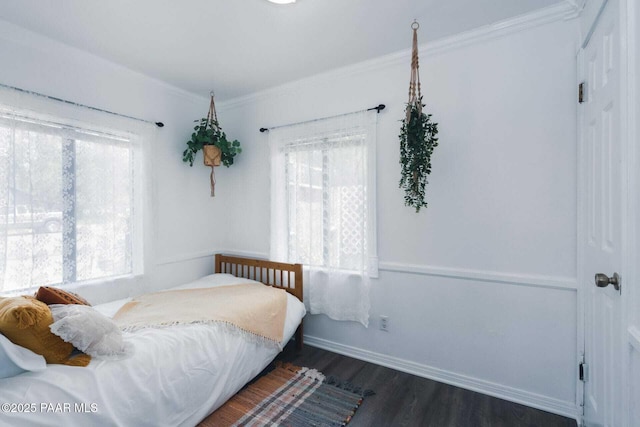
[580,0,625,426]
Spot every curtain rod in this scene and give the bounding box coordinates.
[0,83,164,128]
[259,104,385,133]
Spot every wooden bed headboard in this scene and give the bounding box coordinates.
[215,254,304,349]
[215,254,303,302]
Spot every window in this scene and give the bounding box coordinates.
[0,100,144,294]
[270,111,377,326]
[285,134,367,271]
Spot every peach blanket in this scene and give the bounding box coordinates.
[113,283,287,346]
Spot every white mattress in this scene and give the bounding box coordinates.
[0,274,306,427]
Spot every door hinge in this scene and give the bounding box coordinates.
[579,362,589,382]
[578,82,586,103]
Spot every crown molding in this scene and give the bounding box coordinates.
[563,0,587,19]
[219,2,578,111]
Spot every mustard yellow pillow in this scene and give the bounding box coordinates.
[0,296,90,367]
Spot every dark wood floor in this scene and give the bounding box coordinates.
[276,343,577,427]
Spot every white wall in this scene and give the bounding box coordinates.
[0,20,227,303]
[219,14,579,417]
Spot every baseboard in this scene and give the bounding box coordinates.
[304,335,579,420]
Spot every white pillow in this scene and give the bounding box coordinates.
[49,304,132,359]
[0,333,46,378]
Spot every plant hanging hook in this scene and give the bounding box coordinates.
[210,90,215,97]
[411,20,419,30]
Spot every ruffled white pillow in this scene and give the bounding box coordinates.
[0,333,46,378]
[49,304,132,360]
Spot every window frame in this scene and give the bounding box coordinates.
[0,103,147,294]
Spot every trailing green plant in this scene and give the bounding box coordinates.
[182,117,241,167]
[399,97,439,212]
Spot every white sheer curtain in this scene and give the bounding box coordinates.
[0,87,152,294]
[270,110,377,326]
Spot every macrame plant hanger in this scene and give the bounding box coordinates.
[399,19,440,212]
[204,92,222,197]
[407,20,422,123]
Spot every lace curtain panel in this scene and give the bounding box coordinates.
[0,88,149,294]
[270,111,377,327]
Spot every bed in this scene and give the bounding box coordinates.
[0,254,305,427]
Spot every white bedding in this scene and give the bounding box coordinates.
[0,274,306,427]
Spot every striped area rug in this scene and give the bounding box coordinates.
[199,363,370,426]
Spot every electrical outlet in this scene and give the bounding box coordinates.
[380,315,389,332]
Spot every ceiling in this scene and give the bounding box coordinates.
[0,0,565,101]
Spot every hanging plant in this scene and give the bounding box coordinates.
[399,21,439,212]
[399,98,438,212]
[183,92,241,196]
